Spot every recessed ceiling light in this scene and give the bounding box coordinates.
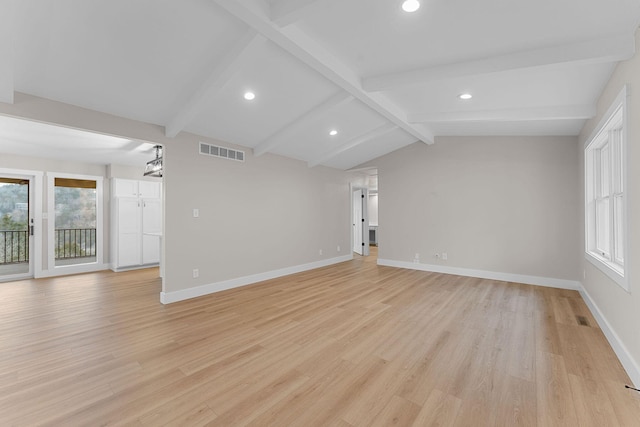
[329,130,338,136]
[243,91,256,101]
[402,0,420,12]
[458,93,473,100]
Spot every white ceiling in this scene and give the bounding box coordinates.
[1,0,639,170]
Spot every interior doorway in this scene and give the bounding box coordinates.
[352,187,369,256]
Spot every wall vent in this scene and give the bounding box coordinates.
[199,142,245,162]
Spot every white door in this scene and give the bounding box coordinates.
[353,188,369,255]
[0,173,36,281]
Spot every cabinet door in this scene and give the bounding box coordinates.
[116,198,141,267]
[142,199,162,233]
[141,198,162,264]
[139,181,161,199]
[113,179,139,198]
[142,235,160,264]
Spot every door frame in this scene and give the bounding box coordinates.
[351,185,369,256]
[0,168,43,281]
[46,172,105,276]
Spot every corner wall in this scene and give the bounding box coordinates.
[370,136,581,288]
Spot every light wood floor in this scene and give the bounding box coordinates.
[1,251,639,426]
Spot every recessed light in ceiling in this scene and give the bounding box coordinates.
[402,0,420,12]
[243,91,256,101]
[458,93,473,100]
[329,130,338,136]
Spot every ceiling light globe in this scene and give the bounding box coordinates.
[243,91,256,101]
[459,93,473,100]
[329,130,338,136]
[402,0,420,13]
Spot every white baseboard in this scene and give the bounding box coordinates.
[160,254,353,304]
[376,258,581,290]
[579,287,640,388]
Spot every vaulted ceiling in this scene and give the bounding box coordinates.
[1,0,639,170]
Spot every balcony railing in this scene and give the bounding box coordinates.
[0,228,97,265]
[55,228,97,260]
[0,230,29,265]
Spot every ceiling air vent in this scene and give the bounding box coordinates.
[199,142,245,162]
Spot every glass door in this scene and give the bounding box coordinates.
[0,175,32,281]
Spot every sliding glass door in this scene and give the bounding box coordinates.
[0,174,33,281]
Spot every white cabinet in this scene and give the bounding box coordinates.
[111,179,162,271]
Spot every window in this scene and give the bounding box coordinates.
[585,86,628,290]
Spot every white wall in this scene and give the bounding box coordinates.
[368,193,378,226]
[368,136,581,286]
[578,29,640,386]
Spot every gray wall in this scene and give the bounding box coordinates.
[163,139,352,293]
[369,136,580,282]
[578,29,640,383]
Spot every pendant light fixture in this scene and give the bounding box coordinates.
[143,145,163,177]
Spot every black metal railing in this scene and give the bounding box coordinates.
[0,228,97,265]
[0,230,29,265]
[55,228,97,260]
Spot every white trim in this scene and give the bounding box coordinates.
[376,258,581,290]
[160,254,353,304]
[580,286,640,387]
[583,85,629,291]
[37,262,111,278]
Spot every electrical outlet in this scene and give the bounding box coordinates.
[192,268,199,278]
[415,253,420,259]
[442,252,448,260]
[434,253,440,259]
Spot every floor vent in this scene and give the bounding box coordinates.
[576,315,590,326]
[199,142,245,162]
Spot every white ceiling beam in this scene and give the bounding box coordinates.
[363,34,636,92]
[407,104,596,123]
[0,0,15,104]
[210,0,434,144]
[164,30,265,138]
[308,123,398,168]
[254,92,353,156]
[270,0,322,27]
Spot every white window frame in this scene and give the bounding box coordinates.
[47,172,105,276]
[584,86,629,291]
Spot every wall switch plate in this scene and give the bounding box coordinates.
[319,249,323,256]
[337,245,341,252]
[192,269,199,278]
[193,209,199,218]
[442,252,448,260]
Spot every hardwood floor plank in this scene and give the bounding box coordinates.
[0,252,637,426]
[411,388,462,427]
